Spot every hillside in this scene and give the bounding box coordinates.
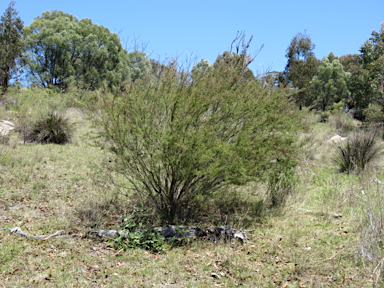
[0,88,383,287]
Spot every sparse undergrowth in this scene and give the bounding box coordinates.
[112,206,169,253]
[1,90,384,286]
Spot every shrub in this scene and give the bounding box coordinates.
[24,110,74,144]
[334,131,382,173]
[332,101,345,114]
[363,103,384,124]
[319,111,330,123]
[96,60,301,223]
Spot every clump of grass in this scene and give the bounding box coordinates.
[0,145,9,165]
[267,164,296,207]
[319,111,330,123]
[24,110,74,144]
[0,135,10,145]
[334,131,383,173]
[357,179,384,286]
[333,114,355,134]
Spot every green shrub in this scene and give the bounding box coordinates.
[332,101,345,114]
[24,110,74,144]
[363,103,384,124]
[319,111,330,123]
[334,131,383,173]
[96,60,301,223]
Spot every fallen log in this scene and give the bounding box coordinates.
[0,227,77,240]
[373,177,384,185]
[89,225,248,243]
[298,208,342,218]
[1,225,248,243]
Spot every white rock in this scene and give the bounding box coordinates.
[327,135,347,143]
[0,120,15,136]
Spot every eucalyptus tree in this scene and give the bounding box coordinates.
[310,57,351,111]
[359,23,384,105]
[0,1,24,92]
[125,50,151,82]
[23,10,130,90]
[339,54,368,109]
[214,51,255,81]
[283,31,320,108]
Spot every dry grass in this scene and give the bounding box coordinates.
[1,96,384,286]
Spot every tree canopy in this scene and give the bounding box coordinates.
[191,59,213,81]
[283,31,320,108]
[359,23,384,105]
[23,10,130,90]
[125,50,152,83]
[213,51,255,81]
[338,54,368,109]
[0,1,24,92]
[310,57,351,111]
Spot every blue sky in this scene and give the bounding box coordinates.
[4,0,384,74]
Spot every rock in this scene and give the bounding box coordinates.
[327,135,347,143]
[0,120,15,136]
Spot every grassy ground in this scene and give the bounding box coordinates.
[0,89,383,287]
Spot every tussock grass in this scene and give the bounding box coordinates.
[24,110,74,144]
[334,131,383,174]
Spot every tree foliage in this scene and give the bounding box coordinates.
[359,23,384,106]
[96,60,300,223]
[23,10,132,90]
[191,59,213,81]
[339,54,361,74]
[0,1,24,92]
[360,24,384,67]
[310,57,351,111]
[339,54,369,109]
[214,51,255,81]
[283,31,320,108]
[125,50,152,83]
[212,32,257,81]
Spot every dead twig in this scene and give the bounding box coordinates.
[1,226,78,239]
[298,208,342,218]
